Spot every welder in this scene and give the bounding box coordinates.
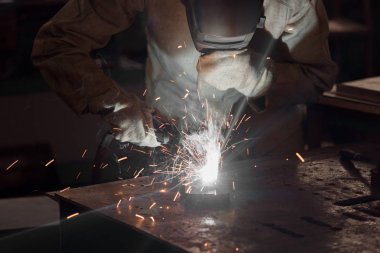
[32,0,337,160]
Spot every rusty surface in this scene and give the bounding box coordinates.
[55,144,380,253]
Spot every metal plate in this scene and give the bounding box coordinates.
[55,144,380,253]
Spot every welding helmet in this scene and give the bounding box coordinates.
[183,0,265,53]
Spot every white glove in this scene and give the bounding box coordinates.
[197,49,274,97]
[89,86,160,147]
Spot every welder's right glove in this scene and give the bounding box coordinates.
[88,86,160,148]
[197,49,274,98]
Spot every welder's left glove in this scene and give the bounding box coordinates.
[88,85,160,148]
[197,49,274,98]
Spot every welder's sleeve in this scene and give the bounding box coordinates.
[265,0,337,109]
[31,0,143,114]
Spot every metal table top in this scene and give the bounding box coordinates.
[52,145,380,253]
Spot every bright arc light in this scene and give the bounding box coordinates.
[199,142,221,186]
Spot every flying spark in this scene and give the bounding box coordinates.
[5,160,18,171]
[173,191,181,202]
[134,168,144,178]
[59,187,70,193]
[296,152,305,163]
[135,214,145,220]
[149,202,157,209]
[135,98,252,196]
[45,159,55,167]
[81,149,87,158]
[117,156,128,162]
[67,213,79,219]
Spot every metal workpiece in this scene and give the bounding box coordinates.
[54,145,380,253]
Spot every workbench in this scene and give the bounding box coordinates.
[49,144,380,253]
[306,83,380,149]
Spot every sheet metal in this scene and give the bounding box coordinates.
[55,145,380,252]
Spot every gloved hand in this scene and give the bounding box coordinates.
[197,49,274,97]
[89,86,160,147]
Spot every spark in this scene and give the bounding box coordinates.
[116,199,122,208]
[149,202,157,209]
[59,187,71,193]
[134,168,144,178]
[76,172,81,180]
[155,97,161,101]
[66,213,79,219]
[117,156,128,162]
[143,89,147,96]
[177,45,183,49]
[173,121,222,187]
[5,160,18,171]
[132,148,149,155]
[235,114,246,130]
[135,214,145,220]
[186,186,192,194]
[145,97,249,195]
[122,183,136,187]
[149,177,156,185]
[81,149,87,158]
[296,152,305,163]
[150,216,155,223]
[173,191,181,202]
[235,247,240,252]
[45,159,55,167]
[232,181,235,191]
[128,196,134,201]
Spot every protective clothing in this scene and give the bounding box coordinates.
[32,0,337,155]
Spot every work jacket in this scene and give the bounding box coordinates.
[32,0,337,157]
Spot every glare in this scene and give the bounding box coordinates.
[199,142,220,186]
